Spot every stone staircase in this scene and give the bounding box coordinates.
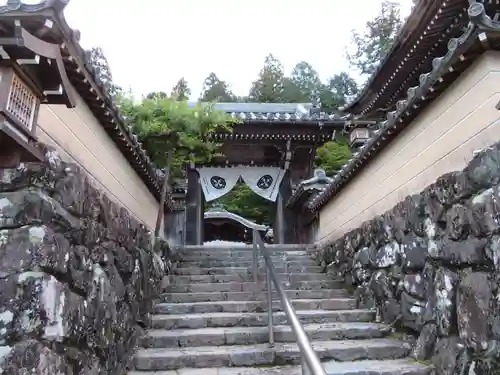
[130,246,430,375]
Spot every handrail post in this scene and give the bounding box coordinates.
[265,263,274,347]
[252,229,258,282]
[301,356,312,375]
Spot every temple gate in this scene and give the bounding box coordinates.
[183,102,352,245]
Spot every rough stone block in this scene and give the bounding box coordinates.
[0,146,166,375]
[317,141,500,371]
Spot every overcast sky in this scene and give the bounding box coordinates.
[62,0,414,99]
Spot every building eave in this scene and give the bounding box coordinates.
[344,0,470,117]
[310,1,498,213]
[0,0,174,211]
[287,186,322,211]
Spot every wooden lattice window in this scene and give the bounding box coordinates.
[6,73,38,132]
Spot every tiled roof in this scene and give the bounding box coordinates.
[192,102,348,123]
[287,169,333,209]
[310,1,498,212]
[343,0,470,117]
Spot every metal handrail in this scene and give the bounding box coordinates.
[252,229,327,375]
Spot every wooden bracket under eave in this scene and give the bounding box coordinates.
[14,23,76,108]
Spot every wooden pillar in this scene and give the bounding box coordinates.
[154,151,172,238]
[274,193,285,244]
[185,167,204,245]
[299,211,318,245]
[309,216,319,243]
[164,209,186,245]
[273,170,297,244]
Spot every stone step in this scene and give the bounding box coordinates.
[177,245,315,253]
[128,358,430,375]
[133,338,411,371]
[180,254,315,263]
[141,322,391,348]
[154,298,357,314]
[174,266,323,276]
[181,259,317,268]
[171,272,333,284]
[180,251,312,259]
[161,289,348,303]
[319,359,431,375]
[151,309,375,330]
[181,255,318,267]
[166,280,343,293]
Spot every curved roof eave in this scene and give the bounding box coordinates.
[343,0,450,115]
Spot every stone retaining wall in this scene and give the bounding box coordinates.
[317,141,500,374]
[0,145,169,374]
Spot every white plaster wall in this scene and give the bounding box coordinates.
[36,88,160,230]
[319,51,500,243]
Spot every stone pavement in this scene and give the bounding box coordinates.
[130,246,430,374]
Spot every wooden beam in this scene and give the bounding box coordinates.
[154,150,173,238]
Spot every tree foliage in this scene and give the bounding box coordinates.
[314,138,352,177]
[170,77,191,100]
[200,73,236,102]
[248,54,286,103]
[117,93,235,179]
[217,184,274,225]
[284,61,322,103]
[319,72,359,112]
[346,0,402,76]
[89,47,121,98]
[146,91,167,100]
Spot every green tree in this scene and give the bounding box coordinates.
[319,72,359,112]
[281,78,304,103]
[200,73,236,102]
[146,91,168,100]
[283,61,322,103]
[171,77,191,100]
[346,0,402,76]
[216,184,273,225]
[235,95,250,103]
[315,73,357,175]
[248,54,286,102]
[117,94,235,179]
[89,46,121,98]
[314,138,352,177]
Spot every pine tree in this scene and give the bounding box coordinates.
[200,73,236,102]
[285,61,322,103]
[319,72,359,112]
[248,54,286,103]
[146,91,168,100]
[346,1,402,76]
[171,78,191,100]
